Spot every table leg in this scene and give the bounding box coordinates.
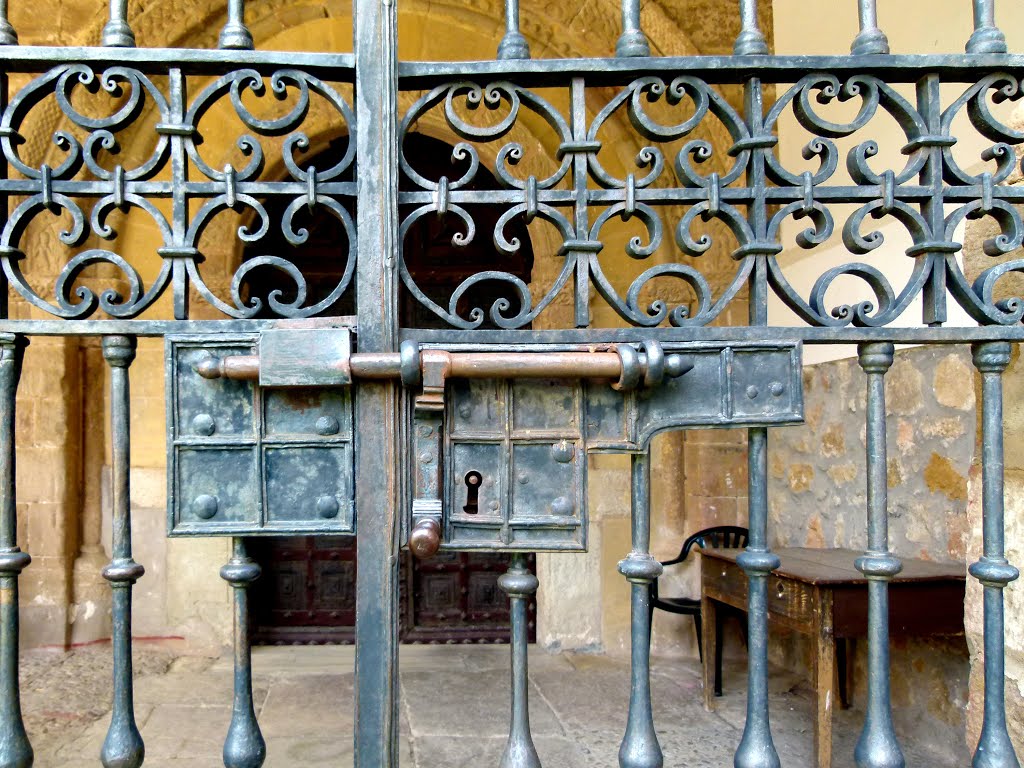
[701,595,717,711]
[812,589,835,768]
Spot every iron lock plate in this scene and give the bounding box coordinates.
[166,334,355,536]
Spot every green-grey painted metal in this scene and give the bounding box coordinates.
[0,0,1014,766]
[0,334,29,768]
[855,343,904,768]
[970,342,1020,768]
[100,336,145,768]
[498,554,541,768]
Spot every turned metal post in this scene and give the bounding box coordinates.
[0,0,16,46]
[497,0,530,60]
[854,343,904,768]
[734,427,780,768]
[101,0,135,47]
[219,0,254,50]
[221,538,266,768]
[734,0,768,56]
[966,0,1007,54]
[970,342,1021,768]
[498,554,541,768]
[100,336,145,768]
[0,334,30,768]
[851,0,889,54]
[617,452,663,768]
[615,0,650,58]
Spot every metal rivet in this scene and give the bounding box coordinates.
[459,406,472,418]
[418,424,433,438]
[770,381,785,397]
[315,415,340,436]
[419,452,434,464]
[518,472,529,485]
[551,496,573,515]
[192,494,218,519]
[489,500,500,511]
[316,495,340,519]
[745,385,759,399]
[191,413,215,436]
[551,439,575,463]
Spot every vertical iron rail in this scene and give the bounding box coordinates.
[498,554,541,768]
[966,0,1007,54]
[100,336,145,768]
[0,334,30,768]
[970,342,1021,768]
[734,428,780,768]
[615,0,650,58]
[219,0,254,50]
[101,0,135,47]
[854,343,904,768]
[851,0,889,54]
[353,0,401,762]
[221,538,266,768]
[618,452,663,768]
[734,0,768,55]
[497,0,530,60]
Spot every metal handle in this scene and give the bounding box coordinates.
[409,518,441,560]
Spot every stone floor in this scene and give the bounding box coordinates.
[25,643,969,767]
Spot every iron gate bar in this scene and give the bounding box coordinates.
[0,334,29,768]
[100,335,145,768]
[497,554,541,768]
[854,343,904,768]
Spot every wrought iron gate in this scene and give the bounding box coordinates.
[0,0,1018,767]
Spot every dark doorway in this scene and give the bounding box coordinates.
[245,134,536,645]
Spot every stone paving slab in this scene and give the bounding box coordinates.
[26,643,969,767]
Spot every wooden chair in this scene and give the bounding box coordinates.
[649,525,749,696]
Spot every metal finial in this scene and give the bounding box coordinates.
[967,0,1007,54]
[615,0,650,58]
[734,0,768,56]
[101,0,135,47]
[497,0,530,60]
[219,0,254,50]
[0,0,17,46]
[851,0,889,55]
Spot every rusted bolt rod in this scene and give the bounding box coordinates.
[197,349,689,383]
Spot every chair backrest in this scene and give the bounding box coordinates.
[681,525,749,562]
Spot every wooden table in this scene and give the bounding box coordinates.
[700,547,965,768]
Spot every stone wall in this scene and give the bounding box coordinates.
[766,345,977,747]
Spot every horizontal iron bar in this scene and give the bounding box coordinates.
[197,348,686,382]
[397,53,1024,88]
[0,320,1020,344]
[0,46,354,76]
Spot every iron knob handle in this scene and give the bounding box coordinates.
[409,518,441,560]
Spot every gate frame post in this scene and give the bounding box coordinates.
[353,0,402,764]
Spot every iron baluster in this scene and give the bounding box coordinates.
[969,342,1021,768]
[219,0,253,51]
[0,0,14,46]
[0,334,29,768]
[101,0,135,47]
[617,452,663,768]
[734,0,768,55]
[734,427,781,768]
[498,554,541,768]
[851,0,889,55]
[615,0,649,58]
[854,343,904,768]
[100,336,145,768]
[221,538,266,768]
[497,0,529,60]
[966,0,1007,54]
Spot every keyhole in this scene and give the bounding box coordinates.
[463,471,482,514]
